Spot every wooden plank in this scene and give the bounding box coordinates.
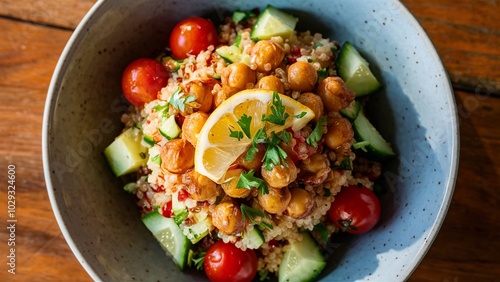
[409,90,500,281]
[0,0,95,29]
[401,0,500,95]
[0,17,90,281]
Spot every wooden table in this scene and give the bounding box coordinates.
[0,1,498,281]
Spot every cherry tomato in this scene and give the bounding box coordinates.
[328,185,381,234]
[204,241,258,282]
[169,17,219,59]
[121,58,169,107]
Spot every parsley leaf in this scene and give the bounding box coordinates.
[153,102,169,114]
[229,127,244,141]
[262,132,288,171]
[295,111,307,119]
[240,204,273,230]
[232,10,256,24]
[306,116,328,147]
[333,157,352,170]
[168,87,196,112]
[237,170,268,195]
[261,92,290,125]
[192,251,206,270]
[279,130,292,144]
[245,128,267,161]
[237,114,252,138]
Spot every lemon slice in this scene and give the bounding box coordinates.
[195,89,314,183]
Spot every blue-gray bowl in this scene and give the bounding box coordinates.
[42,0,459,281]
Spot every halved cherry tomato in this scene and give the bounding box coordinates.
[121,58,169,106]
[328,185,381,234]
[169,17,218,59]
[204,241,258,282]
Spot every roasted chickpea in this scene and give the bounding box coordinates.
[221,62,256,90]
[256,75,285,93]
[182,112,208,147]
[182,169,218,201]
[213,85,240,109]
[160,138,195,174]
[221,169,251,198]
[317,76,355,112]
[184,78,216,113]
[299,153,331,185]
[261,156,299,188]
[258,187,292,214]
[297,92,324,123]
[235,144,265,172]
[286,188,316,219]
[324,117,354,150]
[212,200,246,235]
[287,61,318,92]
[250,40,285,72]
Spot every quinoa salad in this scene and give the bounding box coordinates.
[104,6,395,282]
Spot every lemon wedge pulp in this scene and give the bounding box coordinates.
[194,89,314,183]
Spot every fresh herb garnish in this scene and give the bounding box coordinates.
[262,132,288,171]
[279,130,292,144]
[173,209,188,225]
[333,157,352,170]
[313,223,329,245]
[259,270,270,281]
[294,111,307,119]
[237,114,252,138]
[153,102,169,114]
[240,204,273,230]
[353,140,370,152]
[229,127,244,141]
[192,251,206,270]
[245,128,267,161]
[237,169,268,195]
[306,115,328,147]
[261,92,290,125]
[169,87,196,112]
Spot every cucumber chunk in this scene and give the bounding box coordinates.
[340,100,361,121]
[104,127,148,177]
[336,41,381,97]
[250,5,298,41]
[216,45,251,65]
[242,226,265,249]
[159,115,181,140]
[141,211,191,270]
[278,232,326,282]
[353,110,396,160]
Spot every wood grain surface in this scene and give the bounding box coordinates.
[0,0,499,281]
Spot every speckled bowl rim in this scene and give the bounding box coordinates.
[42,0,459,281]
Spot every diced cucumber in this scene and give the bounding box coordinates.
[104,127,148,177]
[340,100,361,121]
[172,190,188,225]
[185,218,211,244]
[336,41,381,97]
[216,45,251,65]
[161,56,182,72]
[353,110,396,160]
[143,134,155,147]
[159,115,181,140]
[278,232,326,282]
[242,226,265,249]
[141,211,191,270]
[250,5,298,41]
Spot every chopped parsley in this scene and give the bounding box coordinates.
[306,115,328,147]
[191,251,206,270]
[262,132,288,171]
[240,204,273,230]
[232,9,256,24]
[245,128,267,161]
[151,154,162,165]
[333,157,352,170]
[236,170,268,195]
[237,114,252,138]
[168,87,196,112]
[229,127,244,141]
[153,102,169,115]
[279,130,292,144]
[353,140,370,152]
[261,92,290,126]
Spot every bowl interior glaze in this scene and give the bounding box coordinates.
[43,0,458,281]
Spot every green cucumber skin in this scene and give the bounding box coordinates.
[141,211,191,270]
[336,41,381,97]
[340,100,361,121]
[353,111,396,161]
[250,5,298,41]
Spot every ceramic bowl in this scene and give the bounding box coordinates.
[42,0,459,281]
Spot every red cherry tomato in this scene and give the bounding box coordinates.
[121,58,169,107]
[328,185,381,234]
[169,17,219,59]
[204,241,258,282]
